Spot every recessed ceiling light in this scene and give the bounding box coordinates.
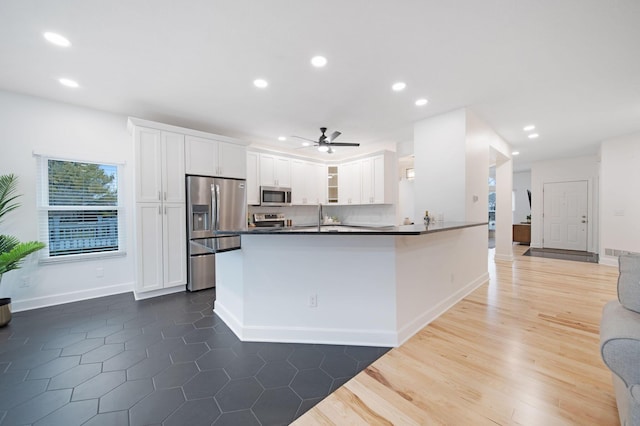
[512,151,520,156]
[253,79,268,88]
[528,133,539,139]
[311,56,327,67]
[523,125,535,131]
[59,78,79,88]
[415,98,428,106]
[278,136,286,141]
[43,32,71,47]
[302,142,310,147]
[318,145,329,152]
[392,82,407,91]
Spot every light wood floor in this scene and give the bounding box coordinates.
[294,245,620,425]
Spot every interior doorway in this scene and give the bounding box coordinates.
[542,180,588,251]
[488,166,496,249]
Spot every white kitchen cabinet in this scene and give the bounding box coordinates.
[185,135,246,179]
[291,159,326,205]
[290,159,307,205]
[259,154,291,187]
[311,162,327,204]
[132,124,187,294]
[338,161,362,205]
[246,151,260,205]
[135,128,185,203]
[135,203,186,292]
[327,166,339,204]
[361,153,393,204]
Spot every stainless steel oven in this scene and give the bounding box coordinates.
[260,186,292,206]
[253,213,286,228]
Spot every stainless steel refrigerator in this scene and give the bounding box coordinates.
[186,175,247,291]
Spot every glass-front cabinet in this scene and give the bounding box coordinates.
[327,166,338,203]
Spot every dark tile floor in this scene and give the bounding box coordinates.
[0,289,390,425]
[523,247,599,263]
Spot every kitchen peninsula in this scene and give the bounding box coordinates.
[214,222,488,347]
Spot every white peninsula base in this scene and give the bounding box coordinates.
[214,224,488,347]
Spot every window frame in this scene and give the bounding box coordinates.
[38,156,126,263]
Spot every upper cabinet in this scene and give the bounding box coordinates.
[259,153,291,187]
[337,152,394,205]
[361,153,394,204]
[291,160,326,205]
[338,161,362,205]
[245,149,394,207]
[327,166,338,204]
[185,136,246,179]
[135,127,185,203]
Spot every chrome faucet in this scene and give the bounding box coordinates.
[318,203,323,231]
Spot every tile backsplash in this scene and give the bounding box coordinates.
[248,204,396,227]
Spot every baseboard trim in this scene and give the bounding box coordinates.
[213,302,244,339]
[396,272,490,346]
[133,285,186,300]
[494,253,514,262]
[11,282,134,312]
[599,257,618,267]
[215,301,397,347]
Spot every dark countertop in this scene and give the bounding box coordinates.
[216,222,488,236]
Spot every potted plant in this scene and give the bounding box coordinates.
[0,174,45,326]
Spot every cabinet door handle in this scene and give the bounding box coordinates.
[164,192,167,201]
[164,206,167,215]
[158,205,161,215]
[158,191,161,201]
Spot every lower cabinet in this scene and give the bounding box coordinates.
[136,202,187,293]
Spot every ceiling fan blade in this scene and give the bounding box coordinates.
[329,131,341,142]
[328,142,360,147]
[291,135,318,143]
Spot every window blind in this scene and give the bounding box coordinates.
[37,156,125,259]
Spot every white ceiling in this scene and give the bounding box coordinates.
[1,0,639,169]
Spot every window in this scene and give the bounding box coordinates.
[38,157,124,260]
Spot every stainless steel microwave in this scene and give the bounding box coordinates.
[260,186,292,206]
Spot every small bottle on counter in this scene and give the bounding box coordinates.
[423,210,431,226]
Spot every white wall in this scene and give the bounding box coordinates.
[465,111,513,261]
[397,179,415,225]
[0,91,135,310]
[600,132,640,265]
[513,171,532,224]
[414,109,467,222]
[530,155,599,252]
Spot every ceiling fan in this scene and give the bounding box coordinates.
[292,127,360,154]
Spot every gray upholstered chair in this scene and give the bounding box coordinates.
[600,254,640,426]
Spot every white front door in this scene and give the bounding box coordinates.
[543,181,588,251]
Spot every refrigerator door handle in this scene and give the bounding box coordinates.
[211,183,221,231]
[215,184,221,230]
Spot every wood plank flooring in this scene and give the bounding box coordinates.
[294,245,620,425]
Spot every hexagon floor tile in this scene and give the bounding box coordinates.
[1,289,390,425]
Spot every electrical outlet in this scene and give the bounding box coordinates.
[309,294,318,308]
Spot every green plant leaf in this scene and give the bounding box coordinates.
[0,174,21,224]
[0,240,46,275]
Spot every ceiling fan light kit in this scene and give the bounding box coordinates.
[292,127,360,154]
